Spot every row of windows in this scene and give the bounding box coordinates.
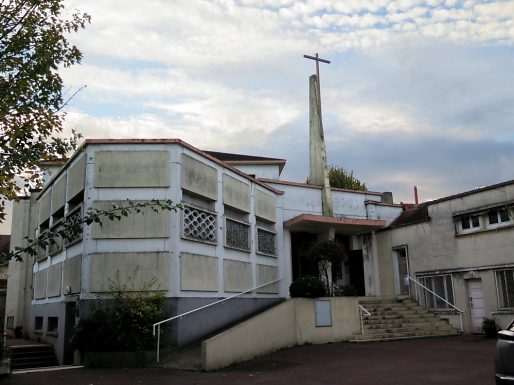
[456,207,512,235]
[182,204,277,256]
[419,269,514,310]
[36,200,278,259]
[34,316,58,335]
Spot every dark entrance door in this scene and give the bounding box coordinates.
[291,232,318,280]
[63,301,76,365]
[348,250,365,296]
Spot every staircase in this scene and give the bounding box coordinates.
[350,297,460,343]
[10,344,59,370]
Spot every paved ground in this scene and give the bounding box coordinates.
[2,336,496,385]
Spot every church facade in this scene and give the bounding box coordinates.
[5,138,402,364]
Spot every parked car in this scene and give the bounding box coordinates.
[496,319,514,384]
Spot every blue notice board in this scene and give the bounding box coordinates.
[314,299,332,327]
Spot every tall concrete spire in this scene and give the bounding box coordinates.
[309,74,333,219]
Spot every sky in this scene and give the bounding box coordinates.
[3,0,514,233]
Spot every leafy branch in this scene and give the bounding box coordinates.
[1,199,182,263]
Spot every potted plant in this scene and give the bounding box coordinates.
[482,317,499,338]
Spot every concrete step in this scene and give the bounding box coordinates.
[10,345,59,370]
[351,329,459,341]
[362,325,456,334]
[348,331,461,343]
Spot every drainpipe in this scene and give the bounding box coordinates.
[414,186,419,205]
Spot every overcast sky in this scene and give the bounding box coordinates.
[3,0,514,234]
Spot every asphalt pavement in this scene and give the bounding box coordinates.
[2,335,496,385]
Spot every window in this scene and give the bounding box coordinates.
[36,222,49,261]
[47,317,58,335]
[64,204,83,246]
[225,218,250,251]
[257,228,276,256]
[421,274,454,310]
[34,316,43,333]
[182,204,217,243]
[6,316,14,329]
[460,215,480,231]
[496,269,514,309]
[48,213,64,256]
[487,208,511,227]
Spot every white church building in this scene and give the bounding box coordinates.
[5,138,402,364]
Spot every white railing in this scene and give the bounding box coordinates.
[358,305,371,335]
[152,278,282,363]
[406,275,464,332]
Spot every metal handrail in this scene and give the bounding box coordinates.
[358,305,371,335]
[406,275,464,332]
[152,278,281,363]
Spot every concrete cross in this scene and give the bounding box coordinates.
[304,53,330,114]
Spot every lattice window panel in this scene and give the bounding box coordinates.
[48,221,64,256]
[496,269,514,308]
[225,218,250,251]
[257,227,276,256]
[183,205,217,243]
[36,230,48,261]
[64,207,83,246]
[421,274,454,309]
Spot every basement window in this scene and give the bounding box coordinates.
[496,269,514,309]
[421,274,455,310]
[34,316,43,334]
[47,317,58,336]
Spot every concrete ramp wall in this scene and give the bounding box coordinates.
[202,297,360,370]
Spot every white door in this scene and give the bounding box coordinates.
[467,279,486,333]
[393,248,410,296]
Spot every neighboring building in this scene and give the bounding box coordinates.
[376,180,514,333]
[0,234,9,332]
[4,138,401,364]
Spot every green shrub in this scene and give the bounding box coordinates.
[71,280,165,353]
[333,284,358,297]
[289,276,327,298]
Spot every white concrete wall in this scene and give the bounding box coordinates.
[231,164,280,179]
[202,297,361,370]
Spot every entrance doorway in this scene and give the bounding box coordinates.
[467,279,485,333]
[393,247,410,296]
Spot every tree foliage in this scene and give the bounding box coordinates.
[328,165,367,191]
[0,0,90,221]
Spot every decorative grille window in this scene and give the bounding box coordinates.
[183,205,217,243]
[421,274,454,309]
[48,220,64,256]
[64,206,83,246]
[257,227,276,256]
[496,269,514,309]
[225,218,250,251]
[36,229,48,262]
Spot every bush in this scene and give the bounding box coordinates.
[333,284,359,297]
[289,276,327,298]
[71,282,165,353]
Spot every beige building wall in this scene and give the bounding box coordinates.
[89,252,169,292]
[94,151,170,188]
[256,264,278,293]
[46,263,62,298]
[67,154,86,200]
[255,190,276,222]
[181,154,218,201]
[63,255,81,295]
[224,260,252,293]
[180,253,218,292]
[202,297,361,371]
[91,200,170,239]
[223,174,250,213]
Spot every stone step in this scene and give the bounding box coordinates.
[365,321,450,330]
[351,329,459,341]
[348,331,460,343]
[361,325,455,334]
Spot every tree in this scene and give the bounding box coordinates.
[0,0,90,221]
[328,165,367,191]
